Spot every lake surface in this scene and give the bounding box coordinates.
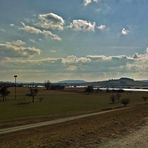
[99,88,148,92]
[68,85,148,92]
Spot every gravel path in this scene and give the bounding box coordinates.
[100,120,148,148]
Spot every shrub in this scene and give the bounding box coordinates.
[142,96,148,102]
[121,98,130,106]
[110,94,116,104]
[116,93,121,103]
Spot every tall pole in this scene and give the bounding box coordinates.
[14,75,17,100]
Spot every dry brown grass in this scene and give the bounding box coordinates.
[0,103,147,148]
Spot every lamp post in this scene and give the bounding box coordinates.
[14,75,17,100]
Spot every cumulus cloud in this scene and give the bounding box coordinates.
[10,24,15,27]
[37,12,64,30]
[0,40,41,58]
[97,24,108,31]
[3,48,148,80]
[3,45,148,77]
[61,55,91,64]
[132,53,148,62]
[84,0,98,6]
[66,65,77,71]
[146,47,148,54]
[20,23,62,41]
[18,54,134,65]
[87,55,112,61]
[6,57,59,64]
[2,49,148,81]
[69,19,96,32]
[10,55,91,65]
[121,28,129,36]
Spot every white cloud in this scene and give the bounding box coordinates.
[2,49,148,81]
[20,22,62,41]
[5,54,134,65]
[66,65,77,71]
[10,24,15,27]
[97,24,108,31]
[0,40,41,58]
[3,48,148,80]
[121,28,129,36]
[146,48,148,54]
[38,12,64,30]
[87,55,112,61]
[61,55,91,64]
[84,0,98,6]
[69,19,96,32]
[132,53,148,62]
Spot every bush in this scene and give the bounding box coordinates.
[142,96,148,102]
[121,98,130,106]
[116,93,121,103]
[110,94,115,104]
[110,93,121,104]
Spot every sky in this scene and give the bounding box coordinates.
[0,0,148,82]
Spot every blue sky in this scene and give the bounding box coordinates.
[0,0,148,82]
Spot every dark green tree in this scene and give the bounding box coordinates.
[27,88,38,103]
[110,94,115,104]
[45,80,51,90]
[0,86,10,102]
[85,86,94,95]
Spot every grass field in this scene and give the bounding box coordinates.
[0,103,147,148]
[0,87,148,127]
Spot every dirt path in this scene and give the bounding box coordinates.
[100,119,148,148]
[0,107,128,135]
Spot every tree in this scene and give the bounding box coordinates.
[110,94,116,104]
[0,86,10,102]
[27,88,38,103]
[85,86,94,95]
[45,80,51,90]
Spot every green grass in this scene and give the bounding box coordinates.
[0,87,147,122]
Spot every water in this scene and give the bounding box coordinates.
[67,85,148,92]
[99,88,148,92]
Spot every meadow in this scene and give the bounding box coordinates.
[0,87,147,127]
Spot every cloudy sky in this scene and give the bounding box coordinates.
[0,0,148,82]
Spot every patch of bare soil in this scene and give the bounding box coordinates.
[100,118,148,148]
[0,103,148,148]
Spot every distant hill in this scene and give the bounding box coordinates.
[140,80,148,82]
[57,78,148,88]
[58,80,87,84]
[88,77,148,88]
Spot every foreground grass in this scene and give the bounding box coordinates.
[0,87,147,126]
[0,103,147,148]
